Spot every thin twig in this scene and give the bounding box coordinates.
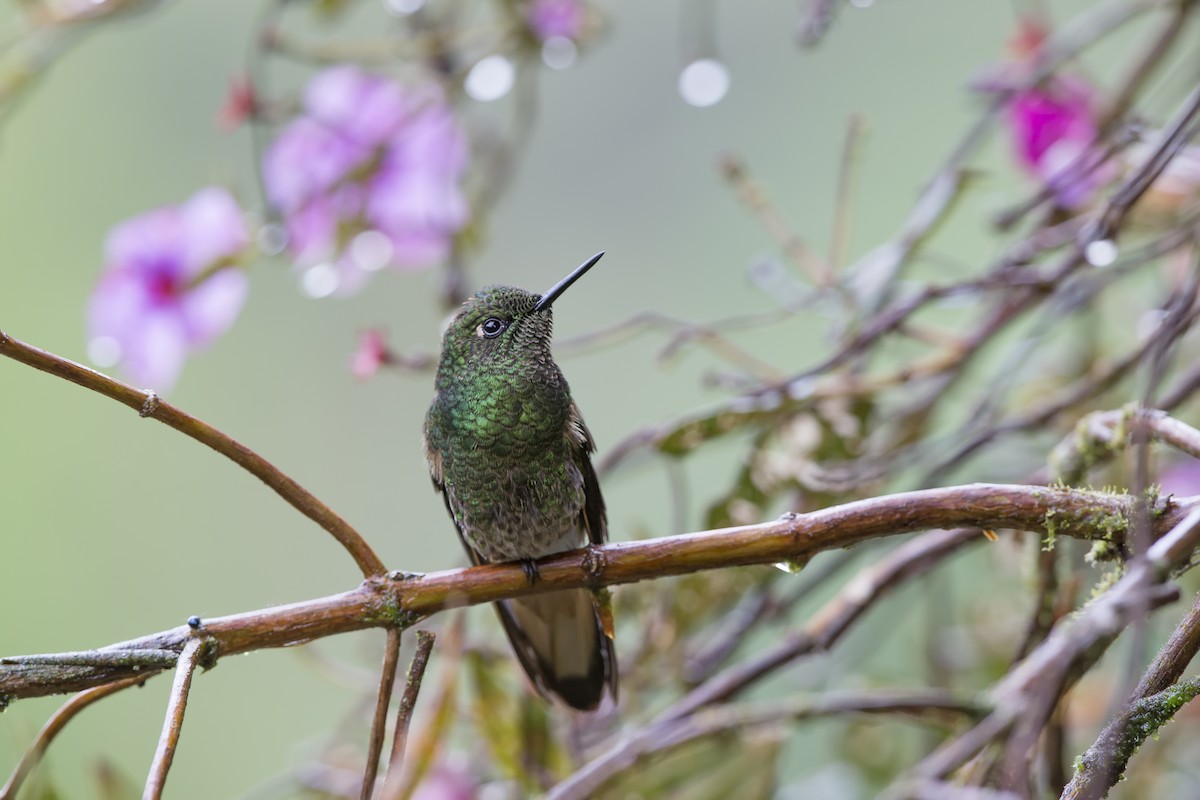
[829,113,866,270]
[0,675,146,800]
[380,629,437,797]
[659,527,981,726]
[386,616,464,800]
[143,637,207,800]
[681,549,860,685]
[571,530,964,773]
[718,153,834,285]
[548,689,987,800]
[359,628,403,800]
[1083,83,1200,247]
[0,329,386,578]
[1097,0,1199,133]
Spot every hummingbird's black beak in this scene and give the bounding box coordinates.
[533,251,605,313]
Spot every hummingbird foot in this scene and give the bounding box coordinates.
[519,559,540,586]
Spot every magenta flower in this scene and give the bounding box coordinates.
[87,187,249,391]
[976,18,1112,209]
[527,0,585,41]
[1005,75,1108,209]
[263,65,469,295]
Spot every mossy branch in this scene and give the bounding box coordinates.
[1063,677,1200,800]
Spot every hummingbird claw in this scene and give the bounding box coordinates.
[519,559,541,586]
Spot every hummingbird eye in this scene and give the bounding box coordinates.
[479,317,508,338]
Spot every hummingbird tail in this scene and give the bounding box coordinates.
[496,588,618,711]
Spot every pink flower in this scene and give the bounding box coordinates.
[87,188,249,391]
[980,18,1113,209]
[263,65,469,295]
[350,328,391,381]
[1158,458,1200,498]
[1006,75,1107,209]
[527,0,585,41]
[216,72,258,133]
[409,762,477,800]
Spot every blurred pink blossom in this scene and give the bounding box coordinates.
[87,187,249,391]
[979,18,1113,209]
[527,0,585,41]
[350,328,391,381]
[410,765,476,800]
[1158,458,1200,499]
[216,72,258,132]
[263,65,469,295]
[1005,75,1107,209]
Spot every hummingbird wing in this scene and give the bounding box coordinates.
[568,401,608,548]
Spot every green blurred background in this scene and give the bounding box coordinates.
[0,0,1172,796]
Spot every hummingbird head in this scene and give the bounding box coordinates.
[437,252,604,368]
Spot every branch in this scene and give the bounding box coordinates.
[1061,590,1200,799]
[551,528,984,799]
[143,637,207,799]
[380,629,437,796]
[662,526,980,723]
[2,484,1193,705]
[1049,406,1200,485]
[1081,79,1200,248]
[0,329,385,578]
[359,628,402,800]
[548,689,988,800]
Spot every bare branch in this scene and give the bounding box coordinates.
[380,629,437,797]
[718,152,834,286]
[0,329,386,578]
[663,526,982,723]
[143,637,207,800]
[1082,81,1200,248]
[359,629,402,800]
[548,689,988,800]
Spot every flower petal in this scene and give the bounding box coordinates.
[104,208,184,278]
[120,309,189,390]
[178,187,248,276]
[179,268,249,347]
[305,65,408,147]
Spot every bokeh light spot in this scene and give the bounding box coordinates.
[678,58,730,107]
[541,37,577,70]
[301,263,340,298]
[465,56,515,102]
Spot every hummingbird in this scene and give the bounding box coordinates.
[423,252,618,711]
